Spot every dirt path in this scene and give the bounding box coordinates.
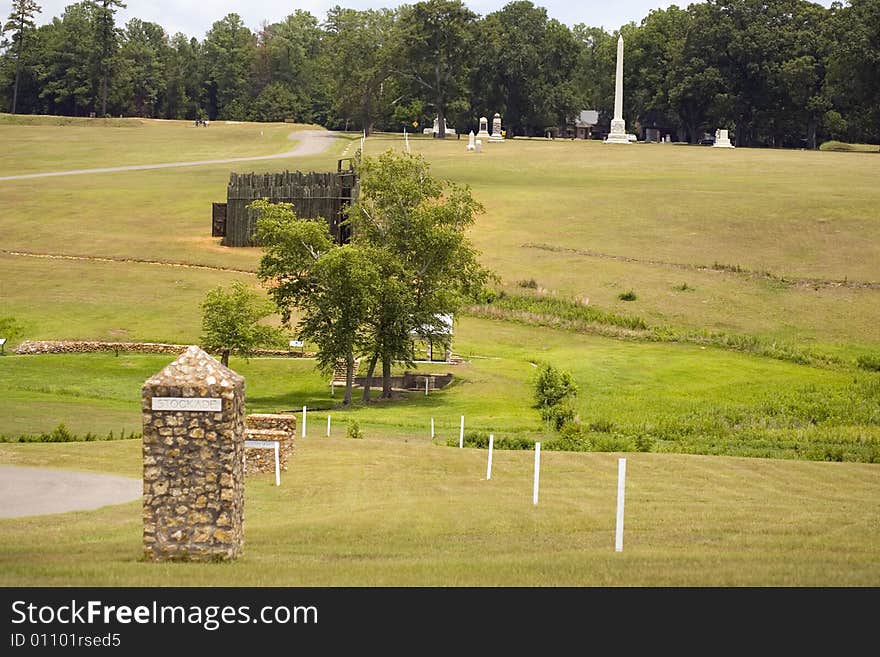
[0,465,141,518]
[0,129,339,182]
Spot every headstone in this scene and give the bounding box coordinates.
[712,128,734,148]
[141,346,245,562]
[477,116,490,140]
[605,35,630,144]
[475,139,483,152]
[489,113,504,142]
[466,130,476,151]
[424,116,455,136]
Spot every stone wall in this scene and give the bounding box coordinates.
[142,345,245,562]
[244,413,296,476]
[14,340,314,358]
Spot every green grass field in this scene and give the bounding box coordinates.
[0,116,878,585]
[1,438,877,586]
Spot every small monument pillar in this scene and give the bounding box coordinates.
[477,116,490,140]
[466,130,476,151]
[605,35,629,144]
[712,128,734,148]
[489,113,504,142]
[142,345,246,562]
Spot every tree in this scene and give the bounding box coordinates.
[475,2,580,137]
[91,0,125,116]
[347,150,492,398]
[36,4,96,116]
[254,199,379,407]
[203,13,257,120]
[322,6,398,134]
[533,363,578,430]
[395,0,478,138]
[113,19,169,118]
[3,0,41,114]
[200,280,283,367]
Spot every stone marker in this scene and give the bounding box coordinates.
[142,345,245,562]
[477,116,490,140]
[489,113,504,142]
[467,130,476,151]
[712,128,734,148]
[605,35,630,144]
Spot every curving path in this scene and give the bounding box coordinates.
[0,129,339,182]
[0,465,141,518]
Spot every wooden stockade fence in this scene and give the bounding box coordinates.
[216,165,359,247]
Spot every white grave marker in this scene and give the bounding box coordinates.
[486,434,494,480]
[615,458,627,552]
[327,414,331,437]
[431,417,435,439]
[533,442,541,505]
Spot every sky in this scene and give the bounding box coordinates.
[11,1,836,40]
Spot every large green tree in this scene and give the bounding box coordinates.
[3,0,41,114]
[91,0,125,116]
[395,0,478,138]
[322,6,398,134]
[203,13,256,120]
[254,200,380,407]
[347,150,492,397]
[476,1,580,136]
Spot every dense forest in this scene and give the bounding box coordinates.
[1,0,878,147]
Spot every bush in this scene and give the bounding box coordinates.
[856,354,880,372]
[618,290,637,301]
[0,424,140,443]
[533,363,578,409]
[517,278,538,289]
[541,403,575,430]
[347,420,364,440]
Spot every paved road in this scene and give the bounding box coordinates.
[0,129,338,182]
[0,465,141,518]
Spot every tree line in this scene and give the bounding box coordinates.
[2,0,878,147]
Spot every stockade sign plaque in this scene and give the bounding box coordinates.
[151,397,223,412]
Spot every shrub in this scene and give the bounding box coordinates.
[589,418,615,433]
[0,424,140,443]
[541,403,575,430]
[517,278,538,289]
[673,283,694,292]
[618,290,637,301]
[347,420,364,440]
[533,363,578,409]
[856,354,880,372]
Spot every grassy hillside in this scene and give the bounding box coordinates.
[1,438,877,586]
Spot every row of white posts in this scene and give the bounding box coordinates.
[300,406,628,551]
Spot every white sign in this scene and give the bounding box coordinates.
[151,397,222,412]
[245,440,277,449]
[0,338,6,346]
[289,340,304,348]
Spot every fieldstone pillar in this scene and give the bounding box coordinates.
[141,345,245,561]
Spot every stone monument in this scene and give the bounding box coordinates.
[712,129,734,148]
[477,116,490,140]
[605,35,630,145]
[142,345,245,562]
[467,130,476,151]
[489,113,504,142]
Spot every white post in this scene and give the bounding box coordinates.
[615,458,627,552]
[302,405,307,438]
[430,417,434,439]
[327,414,331,438]
[273,442,280,487]
[330,382,334,397]
[533,442,541,506]
[459,415,464,449]
[486,434,494,480]
[425,377,429,395]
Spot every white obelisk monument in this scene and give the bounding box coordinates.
[605,34,629,144]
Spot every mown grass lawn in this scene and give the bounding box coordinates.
[0,118,878,587]
[0,437,877,586]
